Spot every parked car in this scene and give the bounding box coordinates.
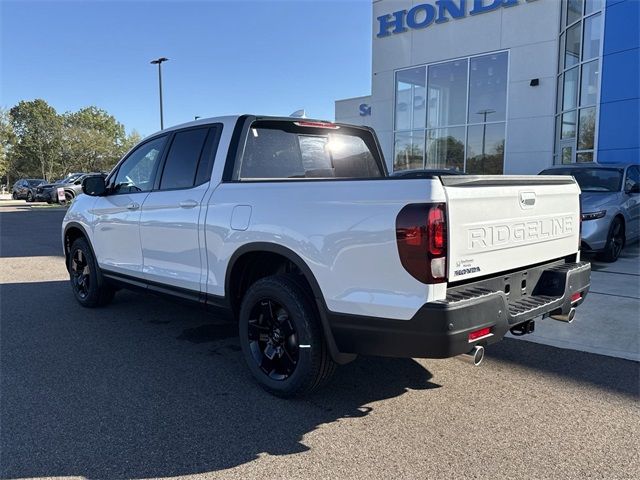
[62,115,590,397]
[11,178,46,201]
[540,164,640,262]
[36,172,104,203]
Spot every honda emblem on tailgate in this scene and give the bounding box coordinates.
[519,191,536,209]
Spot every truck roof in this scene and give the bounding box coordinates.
[146,114,348,138]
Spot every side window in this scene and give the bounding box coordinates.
[626,166,639,192]
[194,126,221,185]
[112,136,166,194]
[159,128,209,190]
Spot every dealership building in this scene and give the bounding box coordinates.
[335,0,639,174]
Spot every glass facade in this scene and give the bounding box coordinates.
[393,51,508,173]
[555,0,603,164]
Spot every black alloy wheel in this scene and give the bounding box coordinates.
[71,248,91,299]
[238,275,336,397]
[599,217,625,262]
[68,237,115,307]
[247,298,299,380]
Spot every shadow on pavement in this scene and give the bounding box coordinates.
[2,279,637,478]
[0,280,438,478]
[0,209,67,258]
[489,338,640,397]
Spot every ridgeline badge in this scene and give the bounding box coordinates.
[376,0,537,38]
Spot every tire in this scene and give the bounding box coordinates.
[598,217,625,263]
[64,191,74,203]
[68,237,115,307]
[238,275,336,397]
[12,191,17,200]
[26,191,33,202]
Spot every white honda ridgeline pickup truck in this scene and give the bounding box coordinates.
[63,115,591,396]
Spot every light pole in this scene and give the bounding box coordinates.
[150,57,169,129]
[476,109,496,160]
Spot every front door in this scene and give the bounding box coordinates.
[92,135,167,276]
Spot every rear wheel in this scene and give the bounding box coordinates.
[69,237,115,307]
[238,275,336,397]
[598,217,625,263]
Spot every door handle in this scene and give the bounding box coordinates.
[179,200,199,209]
[126,202,140,210]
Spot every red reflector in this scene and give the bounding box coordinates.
[571,292,582,302]
[294,121,340,129]
[468,327,491,341]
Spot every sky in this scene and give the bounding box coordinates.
[1,0,372,137]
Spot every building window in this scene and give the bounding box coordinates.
[555,0,603,164]
[393,51,508,174]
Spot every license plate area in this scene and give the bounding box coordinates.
[447,258,567,303]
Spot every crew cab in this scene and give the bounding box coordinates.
[62,115,591,396]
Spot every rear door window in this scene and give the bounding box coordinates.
[237,120,384,180]
[160,128,209,190]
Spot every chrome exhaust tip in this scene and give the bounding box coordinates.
[550,307,576,323]
[458,345,485,366]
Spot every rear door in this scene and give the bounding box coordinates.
[441,175,581,282]
[139,125,221,293]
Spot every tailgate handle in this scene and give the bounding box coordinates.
[519,192,536,208]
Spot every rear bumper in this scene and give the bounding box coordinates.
[329,260,591,359]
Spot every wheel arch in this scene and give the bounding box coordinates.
[63,222,94,270]
[226,242,355,364]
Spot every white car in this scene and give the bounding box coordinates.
[62,115,591,396]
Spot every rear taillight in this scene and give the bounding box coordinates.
[396,203,447,284]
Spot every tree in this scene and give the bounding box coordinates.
[9,99,63,181]
[426,136,465,171]
[62,107,131,173]
[0,108,16,187]
[4,100,140,182]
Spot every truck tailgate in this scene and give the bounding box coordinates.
[441,175,581,282]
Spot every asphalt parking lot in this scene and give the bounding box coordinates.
[1,205,639,479]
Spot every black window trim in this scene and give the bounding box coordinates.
[105,133,170,196]
[152,123,223,193]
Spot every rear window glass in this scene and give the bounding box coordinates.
[237,121,383,180]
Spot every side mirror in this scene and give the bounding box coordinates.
[82,175,106,196]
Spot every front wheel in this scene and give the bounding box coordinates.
[11,191,17,200]
[238,275,336,397]
[598,217,625,263]
[26,191,33,202]
[69,237,115,307]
